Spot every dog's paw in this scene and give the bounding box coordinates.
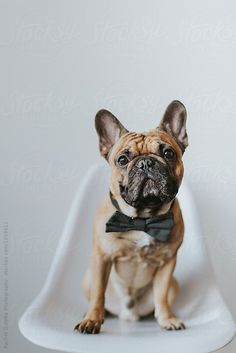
[74,319,103,334]
[158,317,186,331]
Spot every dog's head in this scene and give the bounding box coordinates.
[95,100,188,211]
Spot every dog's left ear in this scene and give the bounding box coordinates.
[158,100,188,153]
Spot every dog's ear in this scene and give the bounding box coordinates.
[95,109,128,159]
[158,100,188,153]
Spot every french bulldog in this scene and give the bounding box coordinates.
[74,100,188,334]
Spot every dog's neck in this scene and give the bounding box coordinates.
[109,191,174,218]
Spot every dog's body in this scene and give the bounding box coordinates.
[75,101,188,334]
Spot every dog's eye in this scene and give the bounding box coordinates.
[117,155,129,166]
[164,149,175,160]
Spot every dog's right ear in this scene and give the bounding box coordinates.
[95,109,128,160]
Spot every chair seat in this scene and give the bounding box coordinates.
[19,163,236,353]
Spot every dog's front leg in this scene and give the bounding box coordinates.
[153,256,185,330]
[74,251,112,334]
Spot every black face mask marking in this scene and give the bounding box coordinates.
[120,156,179,209]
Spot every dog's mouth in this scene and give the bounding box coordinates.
[120,172,178,210]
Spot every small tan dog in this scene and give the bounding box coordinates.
[74,100,188,334]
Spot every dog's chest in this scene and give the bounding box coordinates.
[111,232,173,288]
[113,231,173,268]
[131,231,155,248]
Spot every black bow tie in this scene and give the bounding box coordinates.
[106,196,174,242]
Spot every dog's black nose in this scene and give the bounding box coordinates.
[136,157,154,172]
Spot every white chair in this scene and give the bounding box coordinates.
[19,163,235,353]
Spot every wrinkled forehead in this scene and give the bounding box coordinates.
[111,129,182,158]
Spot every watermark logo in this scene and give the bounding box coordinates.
[1,222,9,350]
[0,21,82,47]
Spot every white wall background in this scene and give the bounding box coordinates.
[0,1,236,352]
